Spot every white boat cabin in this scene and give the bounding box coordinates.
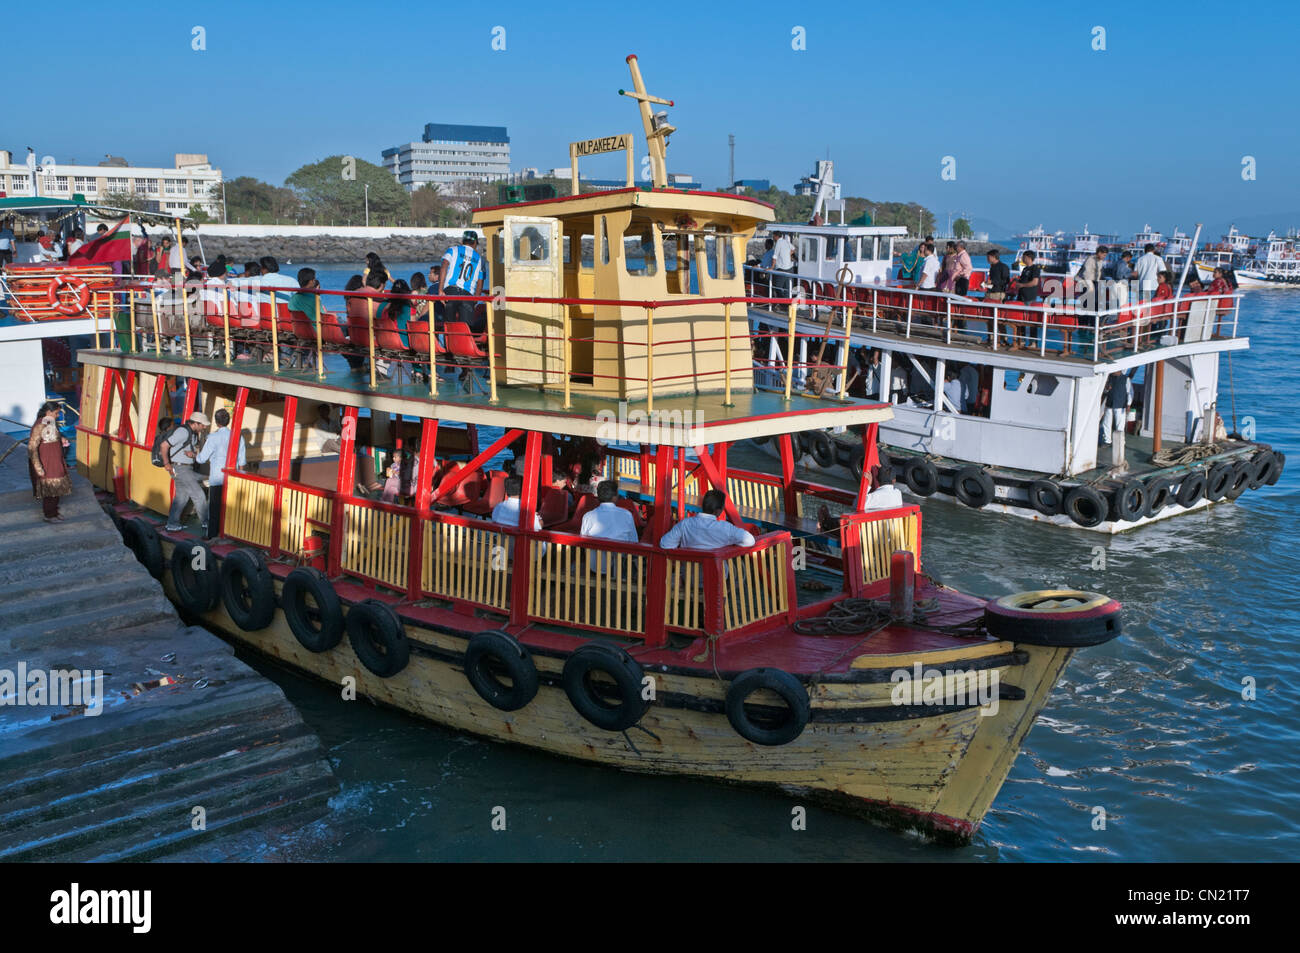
[770,223,908,287]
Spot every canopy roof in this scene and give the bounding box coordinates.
[0,195,197,227]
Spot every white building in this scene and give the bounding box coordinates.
[0,150,222,216]
[382,123,511,194]
[793,160,840,199]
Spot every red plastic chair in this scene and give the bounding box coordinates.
[614,496,646,529]
[538,487,571,527]
[552,491,600,533]
[968,271,985,293]
[462,471,506,516]
[444,322,487,361]
[373,317,406,352]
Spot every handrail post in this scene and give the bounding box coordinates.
[150,286,161,355]
[645,305,655,413]
[430,297,439,399]
[313,293,324,379]
[1040,313,1047,356]
[905,292,913,337]
[128,286,136,353]
[268,287,279,373]
[560,297,570,409]
[180,278,192,359]
[92,290,101,350]
[1093,314,1100,362]
[945,296,952,344]
[222,286,232,365]
[488,297,499,403]
[723,301,733,407]
[366,297,377,389]
[784,300,795,401]
[872,287,878,333]
[838,299,852,400]
[992,305,999,351]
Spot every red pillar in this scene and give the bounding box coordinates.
[778,433,798,514]
[270,395,297,557]
[644,444,675,647]
[329,405,359,577]
[509,430,542,627]
[408,417,438,599]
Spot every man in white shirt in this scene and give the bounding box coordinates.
[491,475,545,558]
[659,490,755,551]
[942,369,963,415]
[580,480,639,572]
[194,408,246,539]
[918,243,940,289]
[1133,243,1167,302]
[771,232,795,297]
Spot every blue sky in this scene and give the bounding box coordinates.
[9,0,1297,237]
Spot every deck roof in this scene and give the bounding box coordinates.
[79,350,890,445]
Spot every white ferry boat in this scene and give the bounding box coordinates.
[1014,226,1065,269]
[1231,231,1300,287]
[745,222,1282,533]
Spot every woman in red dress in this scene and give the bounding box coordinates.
[28,401,72,522]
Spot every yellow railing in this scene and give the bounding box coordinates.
[421,518,510,610]
[280,487,333,559]
[849,509,921,587]
[526,538,647,635]
[722,538,790,631]
[225,474,274,548]
[664,556,706,632]
[725,474,783,515]
[341,502,410,591]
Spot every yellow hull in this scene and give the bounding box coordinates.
[159,539,1072,844]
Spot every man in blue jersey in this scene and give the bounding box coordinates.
[438,231,486,332]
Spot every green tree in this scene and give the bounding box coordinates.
[99,190,153,213]
[221,176,301,224]
[953,218,973,239]
[287,156,407,225]
[188,207,213,224]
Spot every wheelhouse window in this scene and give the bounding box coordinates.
[800,236,819,262]
[510,222,551,263]
[624,223,659,277]
[824,236,839,260]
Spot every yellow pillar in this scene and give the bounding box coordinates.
[367,297,377,388]
[486,299,497,402]
[561,302,571,409]
[645,305,655,413]
[314,294,324,380]
[92,291,101,350]
[128,286,137,353]
[723,301,733,407]
[150,287,161,356]
[175,219,191,358]
[222,287,232,365]
[784,301,796,401]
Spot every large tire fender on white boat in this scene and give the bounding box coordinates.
[725,668,810,746]
[1111,480,1147,523]
[953,466,995,509]
[1246,450,1275,491]
[1176,471,1206,507]
[1266,451,1285,486]
[1205,462,1234,501]
[984,590,1122,647]
[1223,460,1252,501]
[1028,479,1063,516]
[1063,486,1106,528]
[904,459,939,496]
[1143,477,1176,517]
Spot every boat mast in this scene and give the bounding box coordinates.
[619,55,674,188]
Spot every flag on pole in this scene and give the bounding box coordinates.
[70,215,132,264]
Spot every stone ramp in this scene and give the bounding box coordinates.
[0,433,337,861]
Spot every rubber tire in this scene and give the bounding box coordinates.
[847,446,866,483]
[464,630,539,712]
[561,642,647,732]
[1176,471,1206,508]
[953,466,995,509]
[1064,486,1106,528]
[1112,480,1147,523]
[1205,462,1233,501]
[1246,450,1274,490]
[795,431,812,456]
[1266,451,1285,486]
[904,459,939,496]
[984,591,1123,647]
[170,541,220,613]
[219,548,276,632]
[1143,477,1175,517]
[346,599,409,677]
[1223,460,1252,501]
[1028,479,1063,517]
[810,431,836,469]
[123,517,164,579]
[725,668,810,747]
[282,567,344,653]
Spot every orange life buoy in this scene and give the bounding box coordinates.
[46,275,91,316]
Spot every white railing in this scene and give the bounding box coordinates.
[744,264,1243,363]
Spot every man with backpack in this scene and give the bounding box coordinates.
[161,411,210,532]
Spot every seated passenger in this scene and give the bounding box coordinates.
[491,475,542,531]
[659,490,755,550]
[346,270,388,352]
[288,267,323,326]
[384,278,413,348]
[581,480,638,544]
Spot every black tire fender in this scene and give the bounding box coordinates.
[725,668,810,746]
[904,458,939,496]
[1246,450,1274,490]
[1143,477,1176,517]
[1063,485,1106,528]
[464,630,539,712]
[1205,462,1233,501]
[170,540,219,613]
[810,431,836,469]
[1028,479,1063,516]
[561,642,648,732]
[1266,451,1285,486]
[123,517,164,579]
[953,466,995,508]
[1223,460,1252,500]
[984,590,1122,647]
[1111,479,1147,523]
[346,599,409,677]
[219,548,276,631]
[282,567,344,653]
[1176,470,1206,507]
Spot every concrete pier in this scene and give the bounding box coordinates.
[0,433,336,861]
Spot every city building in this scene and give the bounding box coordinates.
[731,178,770,193]
[382,123,511,194]
[793,160,840,199]
[0,150,222,215]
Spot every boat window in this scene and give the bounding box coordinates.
[511,222,550,263]
[800,236,819,262]
[600,217,609,266]
[843,238,857,263]
[1026,374,1058,397]
[824,236,839,260]
[703,236,719,279]
[623,226,658,277]
[580,233,594,270]
[563,235,570,264]
[722,233,736,279]
[493,232,503,273]
[1003,370,1024,391]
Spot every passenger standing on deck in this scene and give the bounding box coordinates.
[194,408,245,539]
[1134,243,1167,302]
[1111,250,1134,307]
[0,219,15,267]
[439,231,486,333]
[1076,245,1107,311]
[918,243,940,290]
[759,237,775,269]
[659,490,755,550]
[1012,251,1042,349]
[936,242,957,292]
[28,401,71,523]
[163,411,210,533]
[771,231,795,297]
[953,242,973,296]
[1100,370,1133,468]
[984,249,1009,301]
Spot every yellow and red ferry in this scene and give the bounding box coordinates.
[70,57,1121,843]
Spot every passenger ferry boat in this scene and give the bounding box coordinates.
[1014,225,1065,269]
[1063,225,1120,275]
[67,57,1125,845]
[745,221,1283,533]
[1194,225,1253,282]
[1231,231,1300,288]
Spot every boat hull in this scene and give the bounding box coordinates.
[149,531,1076,844]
